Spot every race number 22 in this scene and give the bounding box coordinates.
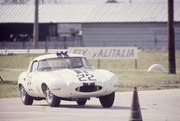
[77,74,96,81]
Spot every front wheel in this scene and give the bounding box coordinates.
[45,87,61,107]
[19,85,33,105]
[99,92,115,108]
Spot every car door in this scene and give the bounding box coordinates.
[26,60,38,96]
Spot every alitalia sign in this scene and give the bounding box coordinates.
[68,47,138,60]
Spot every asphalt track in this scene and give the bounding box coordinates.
[0,89,180,121]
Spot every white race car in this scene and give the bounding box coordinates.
[18,51,118,108]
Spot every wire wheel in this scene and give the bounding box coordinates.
[45,87,61,107]
[19,85,33,105]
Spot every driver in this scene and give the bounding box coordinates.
[71,59,80,68]
[50,59,67,69]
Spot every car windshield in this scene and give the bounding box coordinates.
[37,57,91,71]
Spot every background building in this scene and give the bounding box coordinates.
[0,3,180,50]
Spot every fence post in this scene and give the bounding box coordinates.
[98,59,100,68]
[135,59,137,69]
[64,37,67,49]
[134,44,138,69]
[45,35,49,53]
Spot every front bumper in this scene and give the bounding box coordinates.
[51,81,117,98]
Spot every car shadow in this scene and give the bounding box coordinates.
[58,104,131,110]
[33,103,131,110]
[57,104,146,111]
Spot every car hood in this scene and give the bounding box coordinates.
[44,68,116,83]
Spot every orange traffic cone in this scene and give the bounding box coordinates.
[129,87,143,121]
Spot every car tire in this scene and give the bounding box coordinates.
[45,87,61,107]
[20,85,33,105]
[76,99,87,106]
[99,92,115,108]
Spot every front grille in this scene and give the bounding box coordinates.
[75,85,102,93]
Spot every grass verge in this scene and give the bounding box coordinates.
[0,51,180,98]
[0,81,19,98]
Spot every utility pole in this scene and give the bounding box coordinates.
[33,0,39,49]
[168,0,176,74]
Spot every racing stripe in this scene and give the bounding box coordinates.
[62,54,69,58]
[73,69,89,74]
[90,82,95,86]
[83,83,88,86]
[73,69,82,74]
[82,70,88,74]
[56,53,69,58]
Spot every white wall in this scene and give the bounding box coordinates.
[82,22,180,50]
